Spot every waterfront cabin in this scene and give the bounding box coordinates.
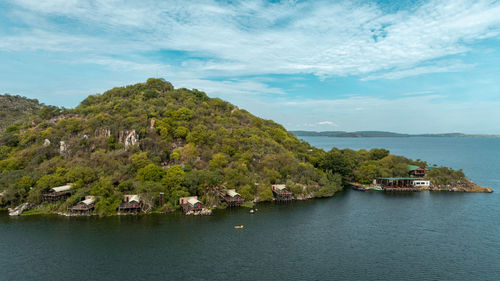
[271,184,293,201]
[408,165,427,177]
[222,189,244,207]
[118,195,142,213]
[68,196,95,214]
[42,184,72,202]
[375,178,431,191]
[375,177,417,191]
[179,196,204,213]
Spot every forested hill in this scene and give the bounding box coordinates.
[0,78,341,214]
[0,78,485,215]
[0,94,44,133]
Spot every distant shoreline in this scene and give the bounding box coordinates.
[292,131,500,138]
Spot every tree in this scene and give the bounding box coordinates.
[209,153,228,169]
[369,148,390,160]
[174,126,189,139]
[354,163,378,184]
[136,164,166,182]
[162,165,185,192]
[131,152,153,171]
[182,143,198,165]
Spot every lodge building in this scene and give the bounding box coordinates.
[271,184,293,201]
[222,189,244,207]
[42,184,72,202]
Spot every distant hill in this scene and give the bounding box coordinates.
[0,94,43,132]
[292,131,499,138]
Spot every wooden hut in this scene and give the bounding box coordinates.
[42,184,72,202]
[118,195,142,213]
[68,196,95,214]
[408,165,427,177]
[271,184,293,201]
[179,196,204,213]
[222,189,244,207]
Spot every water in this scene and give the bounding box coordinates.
[1,137,499,280]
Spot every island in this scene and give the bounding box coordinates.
[0,79,492,216]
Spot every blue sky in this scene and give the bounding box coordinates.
[1,0,500,134]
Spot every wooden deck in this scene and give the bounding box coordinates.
[42,191,71,202]
[180,203,204,213]
[118,202,142,213]
[67,204,94,213]
[223,196,244,207]
[272,191,293,202]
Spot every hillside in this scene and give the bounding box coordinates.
[0,79,489,215]
[0,94,44,133]
[0,79,340,214]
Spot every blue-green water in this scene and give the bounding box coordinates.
[1,137,499,280]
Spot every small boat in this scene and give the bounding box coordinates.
[234,225,244,229]
[373,186,383,191]
[351,183,367,191]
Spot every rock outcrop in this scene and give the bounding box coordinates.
[8,203,35,216]
[59,141,67,155]
[119,130,139,148]
[95,128,111,137]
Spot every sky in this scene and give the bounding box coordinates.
[1,0,500,134]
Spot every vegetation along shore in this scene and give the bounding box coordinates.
[0,79,492,217]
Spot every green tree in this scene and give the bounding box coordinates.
[136,164,166,182]
[131,152,153,171]
[162,165,185,192]
[209,153,228,169]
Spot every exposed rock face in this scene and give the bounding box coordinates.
[95,128,111,137]
[59,141,67,155]
[43,139,51,147]
[8,203,35,216]
[119,130,139,148]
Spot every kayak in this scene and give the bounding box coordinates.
[234,225,244,229]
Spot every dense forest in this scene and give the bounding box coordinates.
[0,79,480,215]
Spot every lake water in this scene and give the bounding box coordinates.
[1,137,499,280]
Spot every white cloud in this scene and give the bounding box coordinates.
[318,121,338,127]
[3,0,500,79]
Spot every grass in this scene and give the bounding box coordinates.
[241,201,255,208]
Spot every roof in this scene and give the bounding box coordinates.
[272,184,287,190]
[51,184,72,193]
[226,189,240,197]
[81,197,95,205]
[128,195,141,203]
[408,164,423,171]
[187,197,201,206]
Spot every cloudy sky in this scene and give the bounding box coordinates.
[1,0,500,134]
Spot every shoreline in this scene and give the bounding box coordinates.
[4,186,493,218]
